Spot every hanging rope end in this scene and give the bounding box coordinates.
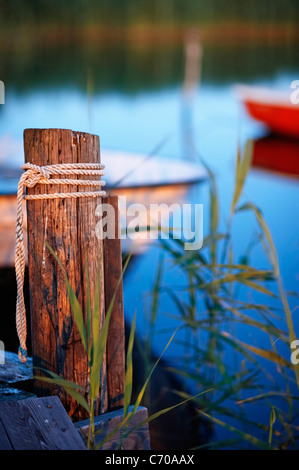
[18,346,27,363]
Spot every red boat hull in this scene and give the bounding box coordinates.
[235,85,299,138]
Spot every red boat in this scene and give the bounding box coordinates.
[235,85,299,138]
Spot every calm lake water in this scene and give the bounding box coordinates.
[0,40,298,446]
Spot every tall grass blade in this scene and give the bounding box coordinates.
[90,253,132,402]
[92,256,102,367]
[109,134,172,190]
[131,327,179,416]
[85,260,92,363]
[237,392,299,406]
[123,388,213,441]
[151,257,163,327]
[95,327,180,449]
[124,312,136,417]
[235,339,292,368]
[268,407,276,445]
[46,243,88,353]
[230,139,253,215]
[34,372,90,413]
[197,409,275,450]
[237,203,299,388]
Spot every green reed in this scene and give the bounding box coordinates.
[146,139,299,449]
[35,246,131,449]
[35,137,298,449]
[36,245,201,449]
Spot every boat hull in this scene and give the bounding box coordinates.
[235,85,299,138]
[246,101,299,138]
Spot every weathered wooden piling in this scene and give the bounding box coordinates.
[23,128,125,421]
[102,194,125,410]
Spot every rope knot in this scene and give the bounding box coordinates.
[21,163,50,188]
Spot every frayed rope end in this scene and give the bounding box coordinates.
[18,346,27,363]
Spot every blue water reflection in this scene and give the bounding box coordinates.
[0,68,298,446]
[1,73,298,338]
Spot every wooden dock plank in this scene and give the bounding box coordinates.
[75,405,151,450]
[0,420,12,450]
[0,396,86,450]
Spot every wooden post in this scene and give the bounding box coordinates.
[24,128,107,421]
[103,194,125,410]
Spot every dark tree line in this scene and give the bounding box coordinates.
[1,0,299,28]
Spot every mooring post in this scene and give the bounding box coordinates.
[23,128,107,420]
[103,194,125,411]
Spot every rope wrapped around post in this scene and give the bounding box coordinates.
[15,162,106,363]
